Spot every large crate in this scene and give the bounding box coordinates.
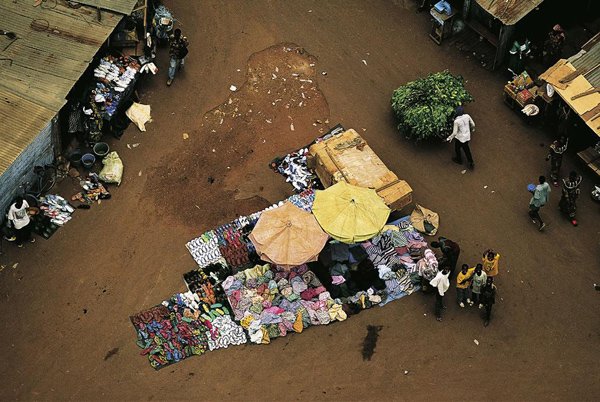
[308,129,413,211]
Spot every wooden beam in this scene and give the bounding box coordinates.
[571,88,600,100]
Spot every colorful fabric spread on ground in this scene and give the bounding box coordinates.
[223,263,346,344]
[132,192,437,369]
[186,189,315,271]
[130,291,246,370]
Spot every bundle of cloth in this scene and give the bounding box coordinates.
[310,218,433,311]
[223,263,346,344]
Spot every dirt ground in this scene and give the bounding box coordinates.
[1,1,599,400]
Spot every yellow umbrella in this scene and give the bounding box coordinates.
[312,181,391,243]
[249,202,329,267]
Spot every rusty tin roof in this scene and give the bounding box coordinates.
[475,0,544,26]
[0,0,136,176]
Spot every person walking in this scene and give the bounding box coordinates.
[542,24,566,67]
[7,196,35,248]
[546,136,568,187]
[471,264,487,309]
[167,29,189,86]
[456,264,475,308]
[529,175,551,231]
[446,106,475,170]
[482,249,500,277]
[480,277,497,327]
[430,268,450,322]
[430,236,460,278]
[559,170,582,226]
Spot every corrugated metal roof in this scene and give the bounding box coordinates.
[572,37,600,88]
[475,0,543,26]
[70,0,140,15]
[0,0,137,176]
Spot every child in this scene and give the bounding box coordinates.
[546,136,568,187]
[456,264,475,307]
[471,264,487,308]
[482,249,500,277]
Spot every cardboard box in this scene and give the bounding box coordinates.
[309,129,413,211]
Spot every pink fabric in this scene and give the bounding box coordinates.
[331,275,346,285]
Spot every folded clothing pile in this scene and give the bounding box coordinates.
[37,194,74,226]
[91,56,140,117]
[131,291,246,369]
[93,56,140,91]
[271,124,345,193]
[223,263,346,345]
[273,148,320,192]
[360,219,432,305]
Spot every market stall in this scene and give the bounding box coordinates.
[502,70,554,121]
[132,186,438,369]
[539,33,600,176]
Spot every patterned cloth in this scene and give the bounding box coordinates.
[223,264,343,344]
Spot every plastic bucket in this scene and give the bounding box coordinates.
[69,150,83,167]
[81,153,96,169]
[93,142,110,158]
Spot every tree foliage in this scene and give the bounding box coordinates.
[391,71,473,141]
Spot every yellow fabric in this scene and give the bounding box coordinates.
[456,268,475,289]
[312,181,391,244]
[382,224,400,232]
[328,303,347,321]
[293,312,303,333]
[482,254,500,277]
[243,263,271,280]
[261,328,270,344]
[249,202,328,267]
[240,315,254,329]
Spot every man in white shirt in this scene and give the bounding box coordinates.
[7,196,35,248]
[446,106,475,170]
[429,268,450,322]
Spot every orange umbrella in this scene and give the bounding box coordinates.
[249,202,329,268]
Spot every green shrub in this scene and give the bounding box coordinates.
[391,71,473,141]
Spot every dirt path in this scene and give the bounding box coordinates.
[0,1,598,401]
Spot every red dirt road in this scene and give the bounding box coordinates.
[0,1,598,400]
